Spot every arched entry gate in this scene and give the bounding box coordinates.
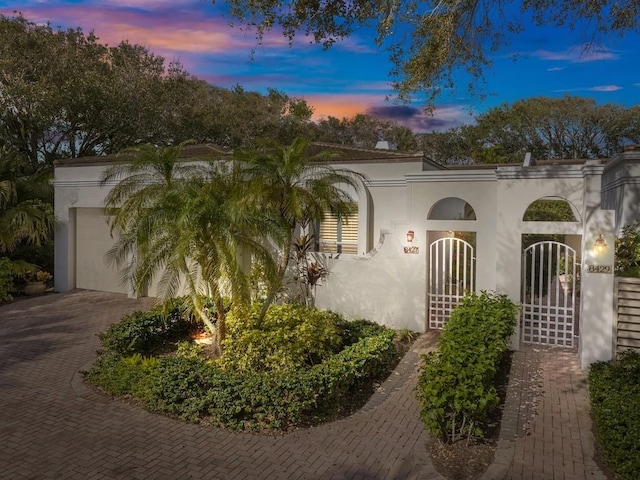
[521,241,578,347]
[428,236,475,329]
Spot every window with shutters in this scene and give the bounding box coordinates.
[318,204,358,254]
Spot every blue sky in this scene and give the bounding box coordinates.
[1,0,639,132]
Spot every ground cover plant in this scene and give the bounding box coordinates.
[84,300,403,430]
[589,350,640,479]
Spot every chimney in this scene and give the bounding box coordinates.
[375,140,397,151]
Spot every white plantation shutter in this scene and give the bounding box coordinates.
[339,213,358,254]
[319,203,358,254]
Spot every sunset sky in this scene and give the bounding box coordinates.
[1,0,639,132]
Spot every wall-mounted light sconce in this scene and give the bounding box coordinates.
[446,230,455,238]
[404,230,419,254]
[594,234,607,255]
[406,230,415,243]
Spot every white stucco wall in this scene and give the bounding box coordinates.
[54,149,629,369]
[316,232,426,332]
[54,162,117,293]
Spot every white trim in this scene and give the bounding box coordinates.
[365,179,407,187]
[406,171,497,183]
[496,166,584,180]
[54,180,109,188]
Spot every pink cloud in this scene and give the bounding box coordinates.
[2,5,288,55]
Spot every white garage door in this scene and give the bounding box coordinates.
[75,208,127,294]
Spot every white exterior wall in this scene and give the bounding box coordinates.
[54,163,118,293]
[54,150,628,370]
[317,161,617,369]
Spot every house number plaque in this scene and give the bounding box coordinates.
[404,246,419,254]
[587,265,612,274]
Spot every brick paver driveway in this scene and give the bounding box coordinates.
[0,290,443,480]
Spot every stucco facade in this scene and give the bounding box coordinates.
[54,144,640,369]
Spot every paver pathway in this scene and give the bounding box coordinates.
[500,346,607,480]
[0,291,444,480]
[0,291,608,480]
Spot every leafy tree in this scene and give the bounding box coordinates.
[416,127,480,165]
[0,15,318,167]
[417,96,640,163]
[205,86,316,148]
[101,142,275,350]
[313,114,417,150]
[473,96,640,160]
[214,0,639,103]
[234,138,366,320]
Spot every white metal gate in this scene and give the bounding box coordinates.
[521,241,578,347]
[428,237,475,329]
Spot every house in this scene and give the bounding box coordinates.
[54,143,640,369]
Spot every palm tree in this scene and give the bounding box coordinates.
[234,137,366,320]
[0,152,54,256]
[101,142,274,350]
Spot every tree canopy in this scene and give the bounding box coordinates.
[417,95,640,163]
[0,14,321,168]
[0,13,422,164]
[214,0,640,104]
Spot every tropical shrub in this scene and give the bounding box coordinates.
[0,256,14,303]
[8,240,55,275]
[416,292,517,444]
[218,303,343,373]
[589,350,640,479]
[98,298,200,356]
[147,328,396,428]
[336,318,389,346]
[84,306,399,430]
[615,222,640,278]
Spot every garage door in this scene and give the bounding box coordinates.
[75,208,127,294]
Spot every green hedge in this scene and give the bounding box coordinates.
[416,291,517,443]
[85,325,397,430]
[589,350,640,479]
[97,298,200,356]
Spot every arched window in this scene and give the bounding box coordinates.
[428,197,476,220]
[522,197,579,222]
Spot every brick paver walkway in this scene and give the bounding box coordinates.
[489,346,607,480]
[0,291,444,480]
[0,291,607,480]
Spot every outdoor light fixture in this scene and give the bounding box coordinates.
[446,230,455,238]
[406,230,415,243]
[594,234,607,255]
